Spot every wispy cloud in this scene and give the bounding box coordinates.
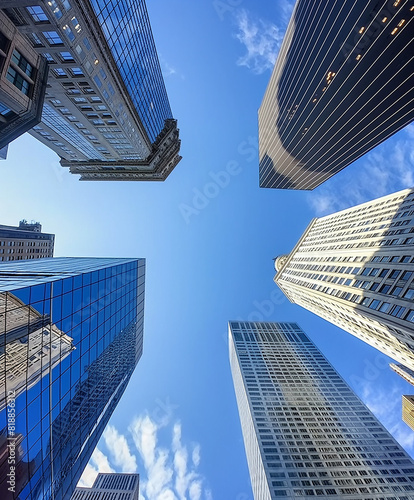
[78,447,115,487]
[159,55,183,79]
[308,126,414,216]
[128,414,211,500]
[360,381,414,453]
[103,424,138,473]
[233,9,285,75]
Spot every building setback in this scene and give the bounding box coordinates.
[258,0,414,190]
[274,188,414,371]
[0,257,145,500]
[0,0,181,180]
[0,220,54,261]
[229,321,414,499]
[71,473,139,500]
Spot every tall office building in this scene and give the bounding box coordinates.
[229,321,414,499]
[71,473,139,500]
[258,0,414,190]
[0,9,48,152]
[0,257,145,500]
[402,396,414,432]
[274,188,414,371]
[0,220,54,261]
[0,0,181,181]
[390,363,414,386]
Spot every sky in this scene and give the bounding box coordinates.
[1,1,414,499]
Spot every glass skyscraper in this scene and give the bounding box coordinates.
[1,1,181,180]
[229,321,414,499]
[258,0,414,189]
[0,257,145,500]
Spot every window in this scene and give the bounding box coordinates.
[63,25,75,41]
[26,6,48,22]
[391,286,403,296]
[401,271,413,281]
[379,269,389,278]
[6,67,30,95]
[379,302,391,313]
[11,50,33,77]
[43,31,63,45]
[405,310,414,323]
[48,0,62,19]
[71,16,81,31]
[60,51,74,62]
[379,284,391,294]
[404,288,414,299]
[368,300,380,309]
[388,270,400,280]
[83,37,91,50]
[71,67,84,76]
[93,75,102,88]
[400,256,411,263]
[43,52,55,62]
[53,68,67,77]
[370,282,380,291]
[389,305,406,318]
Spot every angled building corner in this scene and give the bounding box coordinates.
[1,0,181,180]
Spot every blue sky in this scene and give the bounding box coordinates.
[1,1,414,499]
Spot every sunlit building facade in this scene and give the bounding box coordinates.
[229,321,414,499]
[0,220,54,261]
[274,189,414,371]
[259,0,414,189]
[0,0,181,180]
[402,395,414,432]
[0,257,145,500]
[72,473,139,500]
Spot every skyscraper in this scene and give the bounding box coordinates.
[0,220,54,261]
[0,9,48,153]
[229,321,414,499]
[258,0,414,190]
[0,257,145,500]
[71,473,139,500]
[402,395,414,432]
[0,1,181,181]
[274,188,414,371]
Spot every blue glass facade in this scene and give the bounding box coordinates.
[0,257,145,500]
[89,0,173,143]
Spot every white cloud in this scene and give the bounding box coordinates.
[308,126,414,216]
[359,380,414,454]
[78,447,114,487]
[128,415,210,500]
[192,444,201,467]
[233,9,285,74]
[103,425,138,473]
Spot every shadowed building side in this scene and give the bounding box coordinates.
[259,0,414,190]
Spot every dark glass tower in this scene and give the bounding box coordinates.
[0,257,145,500]
[259,0,414,190]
